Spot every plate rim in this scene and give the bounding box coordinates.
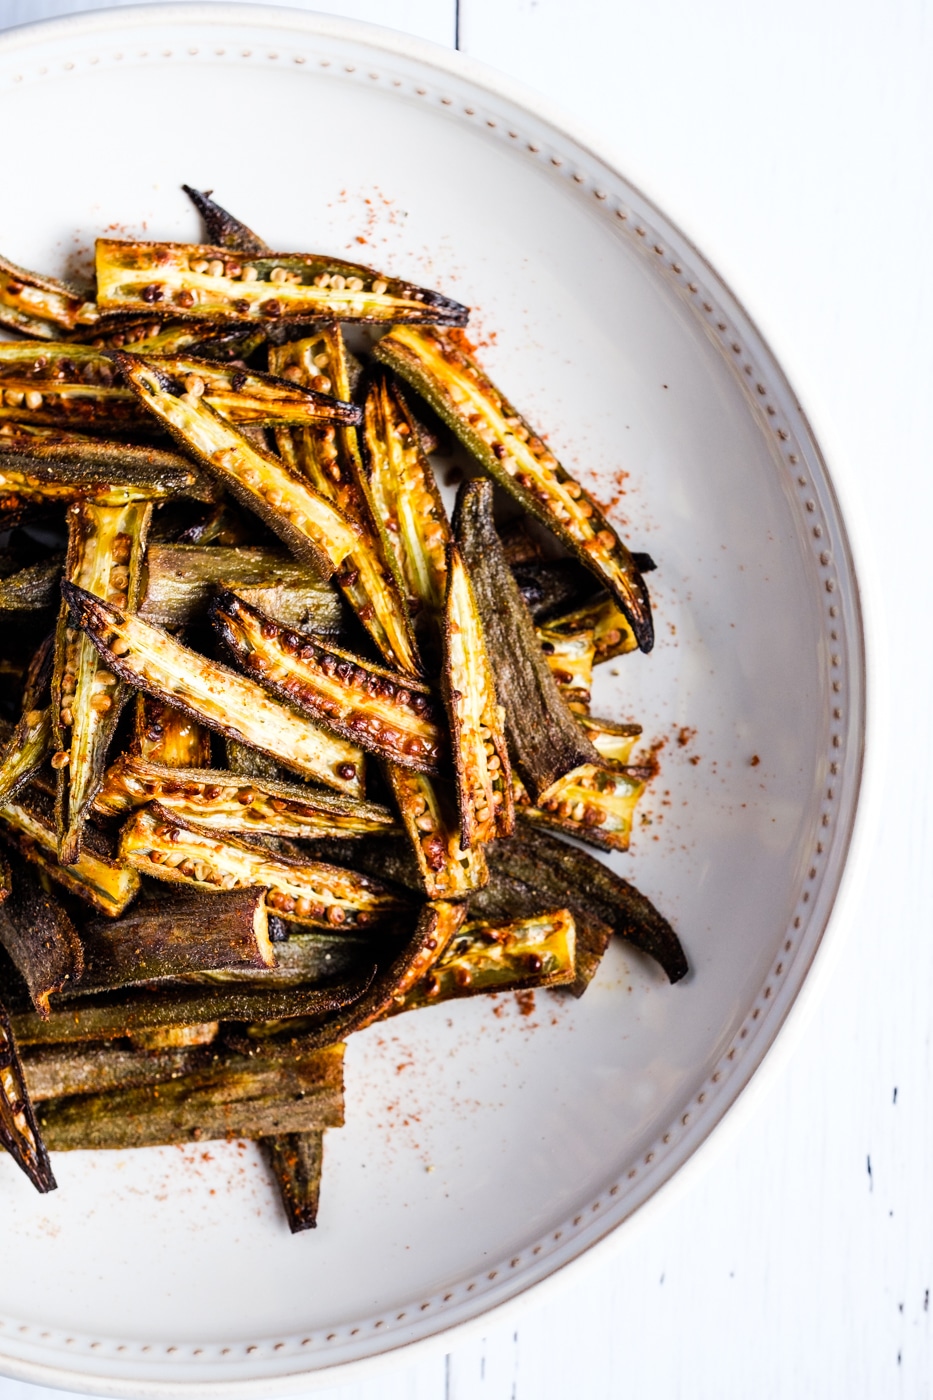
[0,5,871,1394]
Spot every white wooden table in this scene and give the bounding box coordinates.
[0,1,927,1396]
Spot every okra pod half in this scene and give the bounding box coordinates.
[62,583,366,795]
[262,1131,325,1233]
[116,352,360,578]
[36,1041,345,1151]
[545,593,638,665]
[120,804,407,930]
[53,499,152,864]
[96,240,468,327]
[0,1000,56,1192]
[0,790,139,917]
[441,545,513,848]
[386,909,577,1015]
[145,354,362,429]
[454,479,600,801]
[95,756,397,840]
[270,334,419,677]
[514,763,645,853]
[139,544,344,633]
[0,343,144,431]
[0,861,84,1016]
[0,427,219,504]
[375,328,653,651]
[213,591,445,774]
[384,766,489,901]
[0,252,96,339]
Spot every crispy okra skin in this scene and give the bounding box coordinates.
[0,999,56,1192]
[62,582,366,796]
[374,326,653,651]
[212,591,445,774]
[96,239,468,326]
[453,479,600,801]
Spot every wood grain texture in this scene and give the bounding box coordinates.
[0,0,928,1396]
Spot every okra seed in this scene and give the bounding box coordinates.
[191,259,209,274]
[111,638,131,656]
[346,276,364,291]
[269,266,288,284]
[175,290,195,309]
[337,762,357,781]
[241,266,259,281]
[416,813,436,832]
[59,707,73,727]
[50,750,70,769]
[327,905,346,925]
[330,274,346,291]
[261,299,283,317]
[225,263,242,278]
[25,710,43,727]
[24,390,43,410]
[107,591,128,608]
[184,374,206,397]
[4,390,24,407]
[110,567,129,589]
[314,274,331,288]
[596,529,616,549]
[371,279,388,295]
[207,259,225,278]
[282,365,304,383]
[313,353,330,369]
[91,694,112,713]
[141,284,164,303]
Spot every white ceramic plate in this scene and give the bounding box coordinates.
[0,6,865,1395]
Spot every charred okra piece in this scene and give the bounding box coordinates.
[181,185,270,254]
[36,1042,345,1150]
[21,1038,214,1101]
[63,583,365,795]
[0,427,219,504]
[513,763,645,853]
[53,500,152,863]
[546,593,637,665]
[78,316,267,360]
[116,352,360,578]
[0,343,144,431]
[0,1001,56,1192]
[70,889,273,995]
[454,480,600,801]
[578,714,643,768]
[0,790,139,917]
[139,543,343,633]
[442,545,513,847]
[10,969,372,1047]
[375,327,653,651]
[0,648,53,804]
[190,930,375,989]
[485,827,687,984]
[536,618,596,714]
[263,1131,325,1233]
[148,354,362,428]
[131,693,212,768]
[120,804,407,930]
[270,334,419,676]
[0,862,84,1016]
[362,371,450,645]
[0,252,97,339]
[96,239,468,326]
[0,555,63,611]
[383,766,488,900]
[387,909,577,1015]
[94,756,397,839]
[213,592,445,774]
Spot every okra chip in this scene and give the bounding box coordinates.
[0,251,97,339]
[0,862,84,1016]
[362,370,451,640]
[120,804,408,930]
[77,316,267,360]
[147,353,362,428]
[375,327,653,651]
[0,1000,56,1192]
[384,766,489,900]
[441,545,513,848]
[36,1042,345,1150]
[96,239,468,326]
[0,791,140,917]
[181,185,270,255]
[270,334,419,677]
[386,909,577,1015]
[62,583,365,796]
[95,755,397,840]
[70,889,273,995]
[263,1131,325,1233]
[115,352,360,578]
[454,479,600,801]
[53,499,152,864]
[213,591,445,774]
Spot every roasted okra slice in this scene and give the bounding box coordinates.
[181,185,270,255]
[146,353,362,428]
[0,705,52,807]
[536,618,596,713]
[0,790,140,917]
[63,583,365,795]
[115,352,360,577]
[362,370,451,641]
[0,252,97,339]
[577,714,643,767]
[514,763,645,853]
[212,591,445,774]
[454,479,600,801]
[0,426,219,504]
[0,343,144,431]
[386,909,577,1015]
[53,499,152,864]
[263,1131,325,1233]
[96,239,468,326]
[35,1042,345,1150]
[78,317,267,360]
[0,862,84,1016]
[441,545,513,848]
[0,1000,56,1192]
[270,334,419,677]
[384,766,489,900]
[120,804,407,930]
[375,327,653,651]
[545,592,638,665]
[94,756,397,839]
